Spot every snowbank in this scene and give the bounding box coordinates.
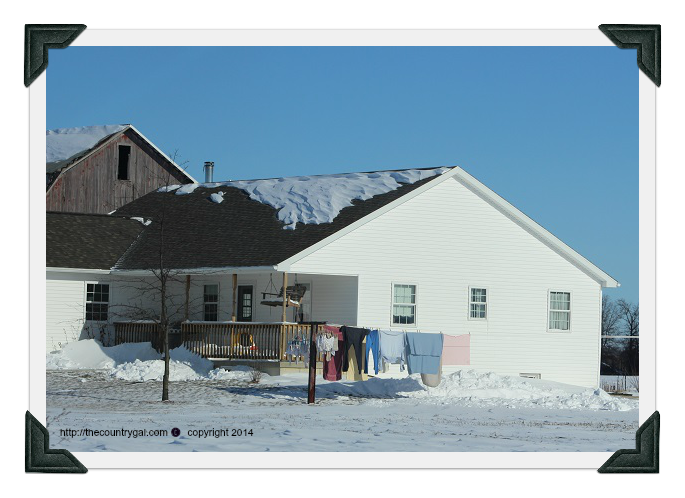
[163,167,451,229]
[47,124,127,163]
[46,340,160,370]
[207,365,255,381]
[416,370,636,411]
[316,370,636,411]
[47,343,633,410]
[46,339,261,382]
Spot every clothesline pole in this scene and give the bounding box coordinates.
[303,321,326,404]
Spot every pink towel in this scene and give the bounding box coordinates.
[442,334,470,365]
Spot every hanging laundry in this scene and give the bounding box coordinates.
[285,335,310,361]
[442,334,470,366]
[379,329,406,371]
[364,329,381,375]
[404,332,444,375]
[319,325,344,381]
[341,326,368,374]
[316,327,339,361]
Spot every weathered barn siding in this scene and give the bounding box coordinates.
[288,176,603,388]
[46,129,192,214]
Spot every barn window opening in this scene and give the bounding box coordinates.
[118,145,131,180]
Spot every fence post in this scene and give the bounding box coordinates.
[302,321,326,404]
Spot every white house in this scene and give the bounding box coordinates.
[46,166,618,388]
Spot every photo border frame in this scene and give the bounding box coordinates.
[29,28,655,469]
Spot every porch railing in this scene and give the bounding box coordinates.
[115,320,323,361]
[114,321,162,351]
[182,321,296,360]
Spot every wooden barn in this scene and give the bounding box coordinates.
[46,124,196,214]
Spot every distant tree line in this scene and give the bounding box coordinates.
[601,295,639,375]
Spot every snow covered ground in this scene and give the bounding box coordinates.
[46,340,639,452]
[600,375,639,396]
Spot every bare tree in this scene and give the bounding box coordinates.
[601,295,621,345]
[617,299,639,337]
[617,299,639,376]
[111,150,196,401]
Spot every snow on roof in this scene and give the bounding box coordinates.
[161,167,451,229]
[46,124,127,164]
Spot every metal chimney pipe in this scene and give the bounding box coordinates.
[203,161,214,183]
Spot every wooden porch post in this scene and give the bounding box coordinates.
[281,271,288,323]
[231,273,238,322]
[184,275,191,321]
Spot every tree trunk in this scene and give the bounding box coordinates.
[162,326,170,401]
[161,274,170,401]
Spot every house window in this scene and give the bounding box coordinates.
[469,287,487,319]
[392,284,416,325]
[85,283,109,321]
[237,285,253,322]
[549,291,571,331]
[117,145,131,180]
[203,284,219,321]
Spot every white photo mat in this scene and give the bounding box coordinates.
[30,28,655,468]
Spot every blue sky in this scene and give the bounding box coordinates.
[47,46,638,302]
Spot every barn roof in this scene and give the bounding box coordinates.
[45,124,197,186]
[46,212,146,270]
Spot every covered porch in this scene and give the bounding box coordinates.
[113,270,358,366]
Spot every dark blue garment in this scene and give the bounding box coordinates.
[404,332,443,375]
[341,326,368,374]
[364,329,380,375]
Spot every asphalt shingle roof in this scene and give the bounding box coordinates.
[46,212,145,269]
[112,169,448,270]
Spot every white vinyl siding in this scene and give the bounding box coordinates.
[289,176,602,388]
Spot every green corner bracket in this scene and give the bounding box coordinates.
[599,24,661,86]
[24,24,86,87]
[25,411,87,473]
[598,410,660,473]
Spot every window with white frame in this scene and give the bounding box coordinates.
[469,287,487,319]
[548,291,571,330]
[392,284,416,325]
[85,283,109,321]
[203,284,219,321]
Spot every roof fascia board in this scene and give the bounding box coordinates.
[127,125,197,183]
[111,265,278,276]
[452,168,619,288]
[47,267,111,274]
[276,167,462,271]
